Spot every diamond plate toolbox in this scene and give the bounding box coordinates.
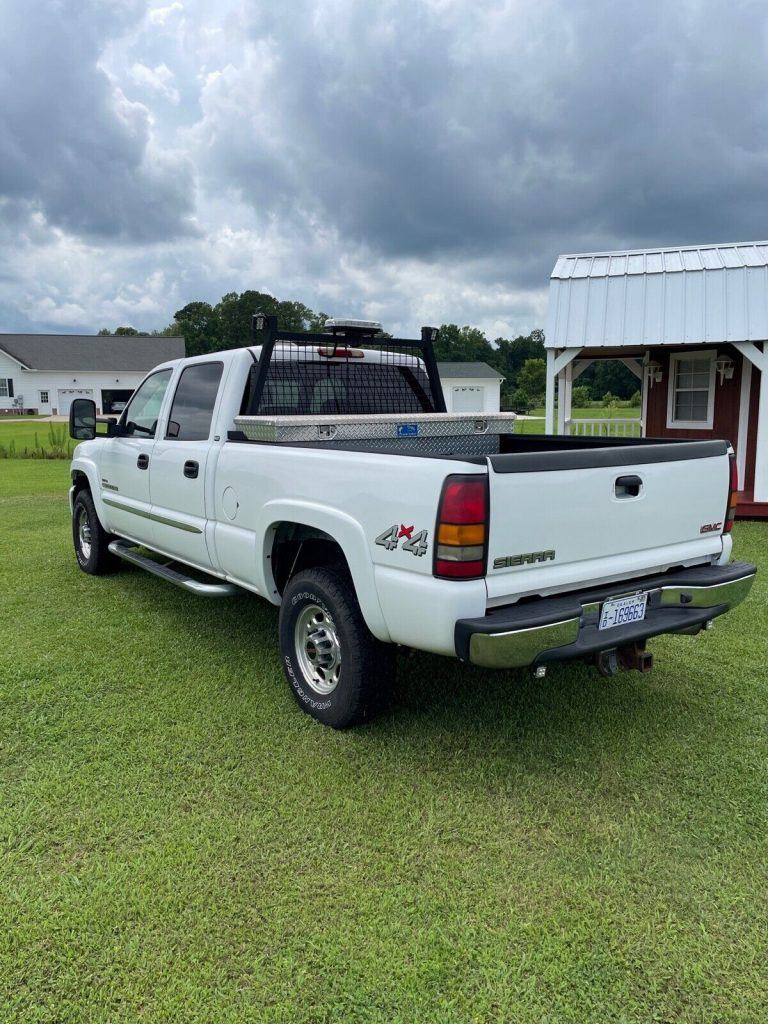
[234,411,517,445]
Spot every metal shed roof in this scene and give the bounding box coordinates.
[546,241,768,348]
[0,334,185,371]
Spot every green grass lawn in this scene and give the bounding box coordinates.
[0,419,76,458]
[528,406,641,419]
[1,462,766,1023]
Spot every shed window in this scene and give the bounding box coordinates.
[0,378,12,398]
[667,352,716,430]
[39,390,49,404]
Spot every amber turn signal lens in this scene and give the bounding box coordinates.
[437,523,486,546]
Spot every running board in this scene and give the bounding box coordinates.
[108,540,240,597]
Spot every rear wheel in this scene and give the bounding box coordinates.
[279,568,395,728]
[72,489,119,575]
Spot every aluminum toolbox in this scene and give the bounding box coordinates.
[234,411,517,455]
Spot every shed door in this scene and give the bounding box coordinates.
[452,385,484,412]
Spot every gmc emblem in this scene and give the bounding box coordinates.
[700,522,722,534]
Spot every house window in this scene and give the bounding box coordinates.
[39,390,49,404]
[667,351,716,429]
[0,378,12,398]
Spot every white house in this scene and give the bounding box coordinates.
[0,334,185,416]
[544,240,768,517]
[437,362,504,413]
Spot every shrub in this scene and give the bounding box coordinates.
[510,387,531,413]
[629,389,642,407]
[572,385,592,408]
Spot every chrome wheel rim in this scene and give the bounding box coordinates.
[77,506,92,560]
[294,604,341,695]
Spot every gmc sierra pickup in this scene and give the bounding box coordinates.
[68,316,756,727]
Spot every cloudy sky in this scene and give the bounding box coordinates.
[1,0,767,339]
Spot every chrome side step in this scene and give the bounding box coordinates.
[108,540,240,597]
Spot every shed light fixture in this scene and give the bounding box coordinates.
[645,361,663,387]
[715,355,734,385]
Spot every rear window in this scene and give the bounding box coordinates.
[253,360,436,416]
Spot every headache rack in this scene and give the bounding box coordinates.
[234,313,516,456]
[240,314,447,418]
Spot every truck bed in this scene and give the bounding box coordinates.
[227,427,728,465]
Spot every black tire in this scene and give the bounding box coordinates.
[72,489,120,575]
[279,567,395,728]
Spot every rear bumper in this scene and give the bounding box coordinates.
[456,561,757,669]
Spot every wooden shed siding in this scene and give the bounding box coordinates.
[645,344,743,448]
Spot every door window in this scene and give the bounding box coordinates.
[165,362,224,441]
[120,369,173,437]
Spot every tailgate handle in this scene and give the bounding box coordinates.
[615,474,643,498]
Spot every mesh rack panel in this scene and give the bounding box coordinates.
[242,315,447,417]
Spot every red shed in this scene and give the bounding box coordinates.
[545,242,768,517]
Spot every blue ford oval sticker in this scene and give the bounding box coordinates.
[397,423,419,437]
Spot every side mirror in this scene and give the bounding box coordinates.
[69,398,97,440]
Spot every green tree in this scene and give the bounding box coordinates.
[434,324,494,363]
[517,358,546,401]
[170,301,221,356]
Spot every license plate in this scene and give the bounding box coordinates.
[599,592,648,630]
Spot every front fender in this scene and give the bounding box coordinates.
[69,455,107,523]
[258,499,391,643]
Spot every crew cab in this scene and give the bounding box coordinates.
[68,316,756,727]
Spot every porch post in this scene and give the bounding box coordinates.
[546,348,580,435]
[733,342,768,501]
[756,365,768,501]
[557,358,573,434]
[545,349,556,434]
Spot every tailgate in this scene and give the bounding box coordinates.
[485,440,731,604]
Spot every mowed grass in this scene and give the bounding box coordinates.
[0,419,75,458]
[529,407,642,420]
[1,462,766,1023]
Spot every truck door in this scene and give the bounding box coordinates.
[149,360,225,569]
[99,369,173,542]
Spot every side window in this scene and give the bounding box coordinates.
[121,369,173,437]
[166,362,224,441]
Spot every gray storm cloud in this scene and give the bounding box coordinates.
[0,0,767,333]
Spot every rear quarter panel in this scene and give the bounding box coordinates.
[212,445,488,648]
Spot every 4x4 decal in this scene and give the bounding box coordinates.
[375,524,429,557]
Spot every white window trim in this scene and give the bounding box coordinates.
[0,378,9,398]
[39,390,49,404]
[666,349,717,430]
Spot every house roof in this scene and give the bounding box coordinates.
[546,240,768,349]
[437,361,504,380]
[0,333,185,371]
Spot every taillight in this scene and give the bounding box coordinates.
[434,475,488,579]
[724,451,738,533]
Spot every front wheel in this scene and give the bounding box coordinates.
[278,568,395,728]
[72,489,119,575]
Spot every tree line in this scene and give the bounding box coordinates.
[99,288,639,409]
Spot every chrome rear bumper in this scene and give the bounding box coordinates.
[456,561,757,669]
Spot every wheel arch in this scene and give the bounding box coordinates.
[261,503,390,643]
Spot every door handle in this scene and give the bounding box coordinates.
[137,453,149,470]
[184,460,199,479]
[615,474,642,497]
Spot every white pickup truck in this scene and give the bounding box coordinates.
[68,316,756,727]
